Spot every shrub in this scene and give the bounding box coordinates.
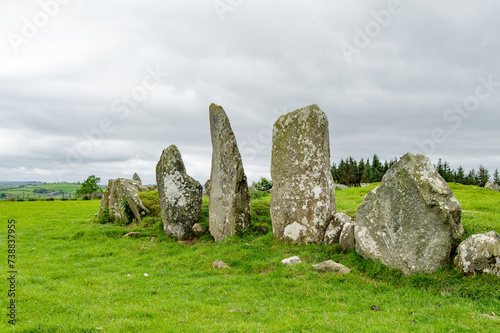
[138,191,161,217]
[16,199,24,202]
[97,207,112,224]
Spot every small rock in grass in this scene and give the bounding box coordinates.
[123,232,140,238]
[213,260,229,269]
[192,223,206,237]
[312,260,351,274]
[281,256,301,266]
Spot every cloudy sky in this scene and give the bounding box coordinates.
[1,0,499,185]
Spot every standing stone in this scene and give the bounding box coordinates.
[355,153,464,275]
[271,104,336,243]
[156,145,202,239]
[204,180,211,197]
[454,231,500,276]
[209,104,251,242]
[132,172,142,184]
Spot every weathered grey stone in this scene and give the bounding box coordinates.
[324,213,352,245]
[313,260,351,274]
[271,104,336,243]
[132,172,142,184]
[485,181,500,192]
[98,178,149,223]
[156,145,203,239]
[355,153,463,275]
[281,256,301,266]
[192,223,207,237]
[454,231,500,276]
[213,260,229,269]
[209,104,251,242]
[339,221,355,252]
[204,180,211,197]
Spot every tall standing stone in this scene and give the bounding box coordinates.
[209,104,251,242]
[355,153,464,275]
[270,104,336,243]
[156,145,202,239]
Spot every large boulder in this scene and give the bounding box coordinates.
[99,178,149,223]
[156,145,203,239]
[454,231,500,276]
[485,181,500,192]
[355,153,464,275]
[270,104,336,243]
[208,104,251,242]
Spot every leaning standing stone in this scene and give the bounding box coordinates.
[355,153,464,275]
[156,145,202,239]
[208,104,251,242]
[270,104,336,243]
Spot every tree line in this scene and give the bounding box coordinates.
[332,154,500,187]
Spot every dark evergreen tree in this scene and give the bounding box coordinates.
[478,165,490,187]
[455,166,465,184]
[494,169,500,186]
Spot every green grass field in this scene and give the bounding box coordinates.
[0,184,499,332]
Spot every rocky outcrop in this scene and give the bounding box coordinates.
[156,145,202,239]
[208,104,251,242]
[355,153,464,275]
[454,231,500,276]
[98,178,149,223]
[270,104,336,243]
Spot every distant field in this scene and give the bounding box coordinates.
[1,183,85,200]
[0,184,498,332]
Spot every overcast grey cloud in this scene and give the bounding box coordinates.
[1,0,499,185]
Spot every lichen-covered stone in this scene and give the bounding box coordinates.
[209,104,251,242]
[355,153,463,275]
[156,145,202,239]
[98,178,149,223]
[132,172,142,184]
[324,213,352,245]
[339,221,355,252]
[454,231,500,276]
[270,104,336,243]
